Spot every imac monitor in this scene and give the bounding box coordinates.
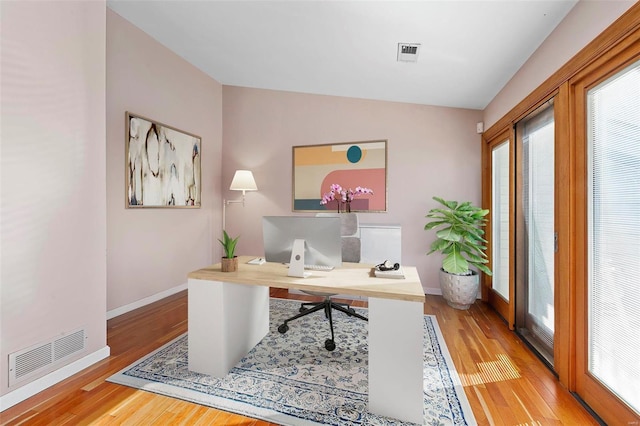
[262,216,342,276]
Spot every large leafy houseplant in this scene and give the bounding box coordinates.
[424,196,492,276]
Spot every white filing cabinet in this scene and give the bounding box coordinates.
[360,223,402,265]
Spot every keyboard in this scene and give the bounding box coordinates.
[304,264,334,271]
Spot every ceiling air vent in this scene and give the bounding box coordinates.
[397,43,420,63]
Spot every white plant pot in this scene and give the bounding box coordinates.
[439,269,479,310]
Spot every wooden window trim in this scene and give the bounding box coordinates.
[554,82,571,389]
[570,39,640,426]
[482,128,514,328]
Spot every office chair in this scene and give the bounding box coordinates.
[277,213,368,351]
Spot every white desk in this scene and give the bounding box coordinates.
[187,256,426,423]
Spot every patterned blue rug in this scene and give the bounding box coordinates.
[107,298,476,425]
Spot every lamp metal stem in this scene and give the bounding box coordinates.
[222,194,246,232]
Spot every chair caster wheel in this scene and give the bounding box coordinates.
[299,307,307,313]
[278,324,288,334]
[348,308,356,315]
[325,339,336,351]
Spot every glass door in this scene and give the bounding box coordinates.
[515,101,555,366]
[574,57,640,423]
[492,141,510,302]
[484,129,513,324]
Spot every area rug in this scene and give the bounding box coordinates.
[107,298,476,425]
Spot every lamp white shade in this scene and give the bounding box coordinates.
[229,170,258,193]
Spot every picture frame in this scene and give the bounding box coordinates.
[292,140,387,212]
[125,112,201,208]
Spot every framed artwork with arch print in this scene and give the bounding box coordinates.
[292,140,387,212]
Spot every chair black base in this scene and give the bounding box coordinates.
[277,296,368,351]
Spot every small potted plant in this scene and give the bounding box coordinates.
[218,230,240,272]
[424,196,492,309]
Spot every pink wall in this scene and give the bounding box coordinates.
[1,1,107,398]
[2,0,634,410]
[222,86,483,293]
[483,0,636,129]
[106,10,223,311]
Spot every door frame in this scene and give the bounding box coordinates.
[483,92,571,381]
[570,35,640,424]
[482,128,514,327]
[514,99,557,367]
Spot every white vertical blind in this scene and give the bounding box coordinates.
[587,59,640,414]
[492,141,510,300]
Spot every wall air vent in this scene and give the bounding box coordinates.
[397,43,421,62]
[8,328,86,386]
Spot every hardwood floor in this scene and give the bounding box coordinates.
[1,289,597,425]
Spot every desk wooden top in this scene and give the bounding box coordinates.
[188,256,426,303]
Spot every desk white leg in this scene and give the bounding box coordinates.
[188,278,269,377]
[368,297,424,423]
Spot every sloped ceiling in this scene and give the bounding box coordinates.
[107,0,578,109]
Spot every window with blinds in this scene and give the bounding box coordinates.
[587,59,640,414]
[492,141,510,301]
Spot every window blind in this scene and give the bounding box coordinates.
[587,59,640,414]
[491,140,510,300]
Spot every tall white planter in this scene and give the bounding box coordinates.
[439,269,479,310]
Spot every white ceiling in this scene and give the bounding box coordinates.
[107,0,578,110]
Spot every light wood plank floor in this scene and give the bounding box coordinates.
[1,289,597,425]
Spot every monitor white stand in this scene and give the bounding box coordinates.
[288,239,311,278]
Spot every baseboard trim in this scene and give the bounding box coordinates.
[424,287,482,299]
[107,283,188,320]
[0,346,110,412]
[1,284,189,412]
[424,287,442,296]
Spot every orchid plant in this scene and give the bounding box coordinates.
[320,183,373,212]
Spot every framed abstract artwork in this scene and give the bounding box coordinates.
[125,112,201,208]
[292,140,387,212]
